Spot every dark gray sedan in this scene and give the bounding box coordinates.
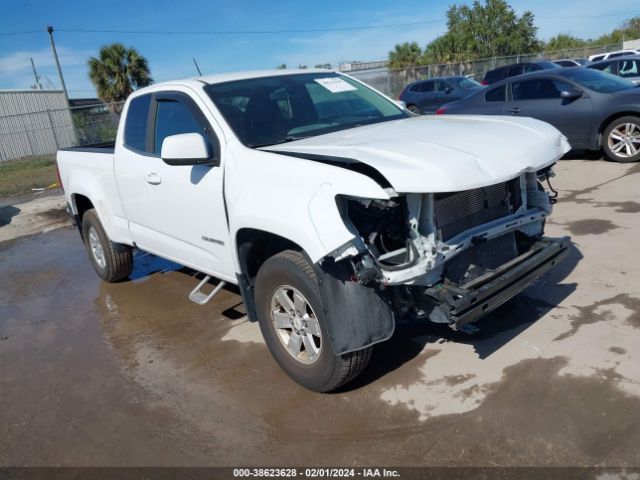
[398,76,483,114]
[436,68,640,162]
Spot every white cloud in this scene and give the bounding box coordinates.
[0,46,94,76]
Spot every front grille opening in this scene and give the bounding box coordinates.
[435,177,521,241]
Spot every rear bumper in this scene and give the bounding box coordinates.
[425,237,570,331]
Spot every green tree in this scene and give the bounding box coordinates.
[423,0,540,63]
[593,16,640,45]
[88,43,152,111]
[388,42,424,68]
[544,34,588,52]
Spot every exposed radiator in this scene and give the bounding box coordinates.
[434,178,521,241]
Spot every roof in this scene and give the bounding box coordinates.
[155,68,333,88]
[590,54,640,64]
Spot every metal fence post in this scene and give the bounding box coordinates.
[46,109,59,150]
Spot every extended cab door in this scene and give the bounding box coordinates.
[115,89,235,280]
[503,77,592,147]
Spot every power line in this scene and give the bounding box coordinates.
[1,9,638,37]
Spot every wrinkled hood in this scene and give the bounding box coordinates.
[265,115,571,192]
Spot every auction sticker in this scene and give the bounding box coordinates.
[314,77,357,93]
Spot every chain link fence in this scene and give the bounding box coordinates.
[0,101,123,198]
[348,44,622,98]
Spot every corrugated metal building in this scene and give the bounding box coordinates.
[0,90,76,161]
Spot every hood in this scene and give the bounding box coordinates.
[264,115,571,193]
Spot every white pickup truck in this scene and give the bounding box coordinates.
[57,69,571,392]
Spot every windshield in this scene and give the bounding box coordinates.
[448,77,481,89]
[204,72,407,147]
[563,68,636,93]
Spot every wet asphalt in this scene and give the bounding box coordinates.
[1,157,639,467]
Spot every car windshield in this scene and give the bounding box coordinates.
[204,73,408,147]
[562,68,636,93]
[447,77,481,89]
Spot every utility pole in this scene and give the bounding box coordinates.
[47,26,70,106]
[193,57,203,76]
[30,58,42,89]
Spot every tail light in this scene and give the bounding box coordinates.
[435,107,447,115]
[480,80,488,85]
[55,160,64,192]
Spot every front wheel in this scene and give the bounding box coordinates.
[407,104,421,115]
[603,116,640,163]
[254,250,372,392]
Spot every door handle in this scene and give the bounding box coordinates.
[508,107,521,114]
[146,173,162,185]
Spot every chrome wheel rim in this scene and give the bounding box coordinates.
[270,285,321,365]
[88,226,106,269]
[608,122,640,158]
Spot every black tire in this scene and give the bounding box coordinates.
[407,104,421,115]
[602,116,640,163]
[81,209,133,282]
[255,250,372,392]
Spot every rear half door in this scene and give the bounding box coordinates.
[115,89,234,279]
[504,77,592,146]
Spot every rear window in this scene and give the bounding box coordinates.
[124,94,151,151]
[484,67,507,83]
[485,85,506,102]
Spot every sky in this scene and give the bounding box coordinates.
[1,0,640,98]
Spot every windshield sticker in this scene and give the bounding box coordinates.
[314,77,357,93]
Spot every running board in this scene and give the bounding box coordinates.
[189,275,227,305]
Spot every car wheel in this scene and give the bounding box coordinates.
[407,104,421,115]
[603,116,640,163]
[254,250,372,392]
[82,209,133,282]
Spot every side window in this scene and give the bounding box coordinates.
[153,99,205,154]
[591,61,615,74]
[619,60,639,78]
[435,80,451,92]
[485,84,506,102]
[409,83,424,93]
[124,94,152,152]
[523,64,539,73]
[419,81,435,93]
[507,65,523,77]
[512,79,567,101]
[591,55,604,62]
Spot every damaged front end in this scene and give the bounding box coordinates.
[328,168,570,335]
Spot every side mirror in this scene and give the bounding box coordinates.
[394,100,407,109]
[161,133,215,166]
[560,89,582,100]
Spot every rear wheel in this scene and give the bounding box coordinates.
[407,104,421,114]
[82,209,133,282]
[603,116,640,163]
[254,250,372,392]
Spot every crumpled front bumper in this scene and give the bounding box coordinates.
[425,237,570,332]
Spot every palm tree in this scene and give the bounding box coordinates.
[388,42,424,69]
[88,43,152,112]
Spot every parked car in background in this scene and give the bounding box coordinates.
[553,58,588,67]
[436,68,640,162]
[588,55,640,84]
[588,49,640,62]
[481,61,561,85]
[398,76,483,114]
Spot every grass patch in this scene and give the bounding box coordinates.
[0,155,58,198]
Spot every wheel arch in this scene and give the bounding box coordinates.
[597,111,640,145]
